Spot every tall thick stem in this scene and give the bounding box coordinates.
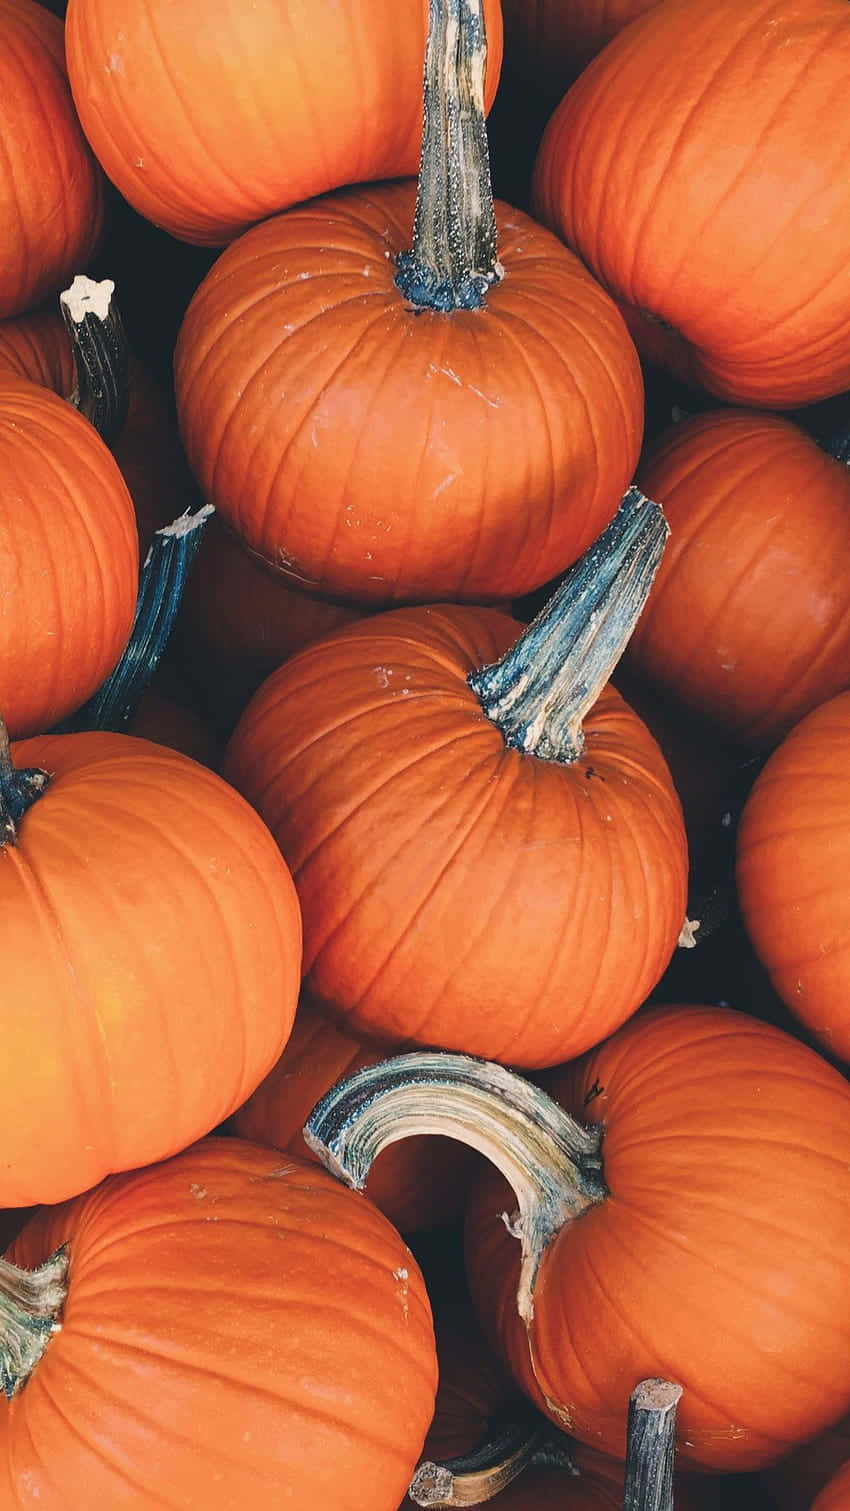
[60,275,129,448]
[622,1379,682,1511]
[395,0,502,311]
[0,717,51,848]
[0,1245,68,1399]
[469,487,668,763]
[304,1051,606,1322]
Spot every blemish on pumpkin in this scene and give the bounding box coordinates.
[678,918,700,949]
[393,1266,410,1322]
[189,1183,207,1199]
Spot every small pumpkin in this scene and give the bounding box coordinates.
[0,726,301,1205]
[763,1413,850,1511]
[174,0,643,607]
[231,992,478,1233]
[737,690,850,1062]
[501,0,662,101]
[624,410,850,746]
[533,0,850,406]
[0,1137,437,1509]
[224,491,687,1068]
[65,0,502,245]
[812,1460,850,1511]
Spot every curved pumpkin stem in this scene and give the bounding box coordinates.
[0,1244,68,1399]
[409,1408,548,1506]
[303,1050,606,1323]
[395,0,502,311]
[469,487,669,763]
[60,274,129,448]
[623,1379,682,1511]
[0,717,51,848]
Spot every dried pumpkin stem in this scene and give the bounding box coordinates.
[396,0,503,310]
[409,1408,544,1506]
[0,716,51,848]
[469,487,669,763]
[304,1051,606,1323]
[58,505,215,734]
[0,1244,68,1399]
[622,1379,682,1511]
[60,274,129,448]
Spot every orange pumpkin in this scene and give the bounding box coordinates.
[624,411,850,746]
[0,728,301,1205]
[0,0,103,318]
[812,1461,850,1511]
[0,1138,437,1509]
[231,992,478,1232]
[764,1414,850,1511]
[737,691,850,1062]
[65,0,502,245]
[502,0,662,99]
[128,681,219,768]
[533,0,850,406]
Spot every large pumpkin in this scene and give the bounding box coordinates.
[0,1138,437,1509]
[502,0,661,99]
[0,729,301,1205]
[624,410,850,746]
[305,1006,850,1473]
[737,691,850,1062]
[533,0,850,407]
[224,493,687,1067]
[64,0,502,246]
[0,0,103,318]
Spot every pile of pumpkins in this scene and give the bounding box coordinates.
[0,0,848,1506]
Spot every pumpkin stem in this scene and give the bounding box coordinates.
[395,0,503,311]
[622,1379,682,1511]
[409,1408,545,1506]
[0,716,52,848]
[60,274,129,448]
[469,487,668,763]
[304,1050,606,1323]
[56,505,215,734]
[0,1244,68,1399]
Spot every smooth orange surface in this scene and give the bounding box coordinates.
[174,182,643,606]
[534,0,850,405]
[0,732,302,1205]
[737,692,850,1062]
[223,604,687,1068]
[65,0,502,245]
[465,1005,850,1470]
[1,1138,437,1509]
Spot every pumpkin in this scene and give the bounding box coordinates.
[623,411,850,747]
[231,992,479,1233]
[0,373,139,737]
[763,1414,850,1511]
[736,691,850,1062]
[0,1137,437,1509]
[812,1461,850,1511]
[64,0,502,246]
[128,680,220,767]
[0,0,103,319]
[0,726,301,1205]
[305,1005,850,1472]
[533,0,850,407]
[501,0,662,101]
[173,0,642,607]
[224,490,686,1067]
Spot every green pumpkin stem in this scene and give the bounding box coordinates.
[303,1051,606,1323]
[469,487,668,763]
[0,717,51,848]
[395,0,503,311]
[0,1244,68,1399]
[56,505,215,735]
[408,1408,545,1506]
[60,274,129,449]
[623,1379,682,1511]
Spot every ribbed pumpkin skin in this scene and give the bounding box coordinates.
[624,411,850,746]
[0,379,138,737]
[1,732,302,1206]
[464,1006,850,1471]
[0,0,103,318]
[1,1138,437,1510]
[223,605,687,1068]
[533,0,850,407]
[232,994,478,1233]
[64,0,502,246]
[812,1461,850,1511]
[174,182,643,606]
[737,693,850,1062]
[503,0,661,96]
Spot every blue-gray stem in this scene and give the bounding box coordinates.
[469,487,669,762]
[60,275,129,449]
[395,0,502,311]
[0,717,51,848]
[0,1244,68,1399]
[622,1379,682,1511]
[303,1050,606,1323]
